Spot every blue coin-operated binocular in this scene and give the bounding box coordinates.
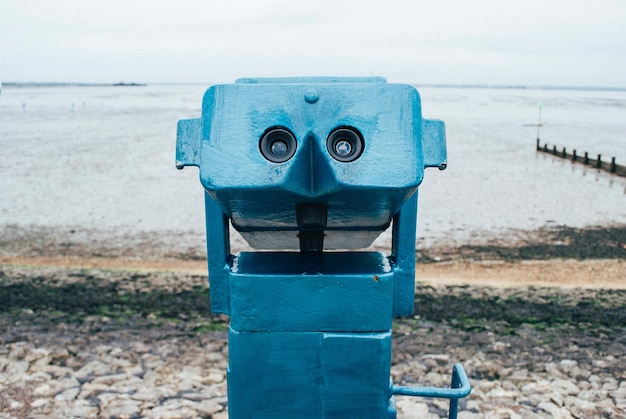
[176,77,470,418]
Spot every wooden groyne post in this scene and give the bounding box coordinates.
[536,139,626,177]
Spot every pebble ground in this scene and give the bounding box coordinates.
[1,266,625,418]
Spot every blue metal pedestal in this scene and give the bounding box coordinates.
[175,77,471,418]
[227,252,394,418]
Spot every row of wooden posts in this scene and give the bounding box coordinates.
[536,139,626,177]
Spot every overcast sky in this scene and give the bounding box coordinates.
[2,0,625,87]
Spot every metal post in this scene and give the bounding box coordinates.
[176,77,470,417]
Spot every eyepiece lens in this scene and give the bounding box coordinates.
[259,127,297,163]
[335,140,352,157]
[326,127,363,162]
[271,140,288,157]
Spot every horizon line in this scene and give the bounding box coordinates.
[2,81,626,93]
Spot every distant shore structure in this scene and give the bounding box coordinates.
[112,82,146,87]
[536,139,626,177]
[1,82,147,88]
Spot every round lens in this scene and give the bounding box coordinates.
[270,140,288,157]
[326,127,363,162]
[259,127,297,163]
[334,140,352,157]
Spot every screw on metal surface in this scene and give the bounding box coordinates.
[304,89,319,104]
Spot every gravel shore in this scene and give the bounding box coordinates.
[1,224,625,417]
[1,261,625,418]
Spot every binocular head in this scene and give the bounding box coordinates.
[176,77,446,252]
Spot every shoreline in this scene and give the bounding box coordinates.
[1,223,625,289]
[1,255,624,290]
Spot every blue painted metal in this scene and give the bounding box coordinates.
[176,77,445,251]
[392,363,472,418]
[176,77,470,418]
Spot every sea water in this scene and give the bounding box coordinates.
[1,83,625,252]
[416,86,626,247]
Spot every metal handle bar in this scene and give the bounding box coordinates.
[391,363,471,419]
